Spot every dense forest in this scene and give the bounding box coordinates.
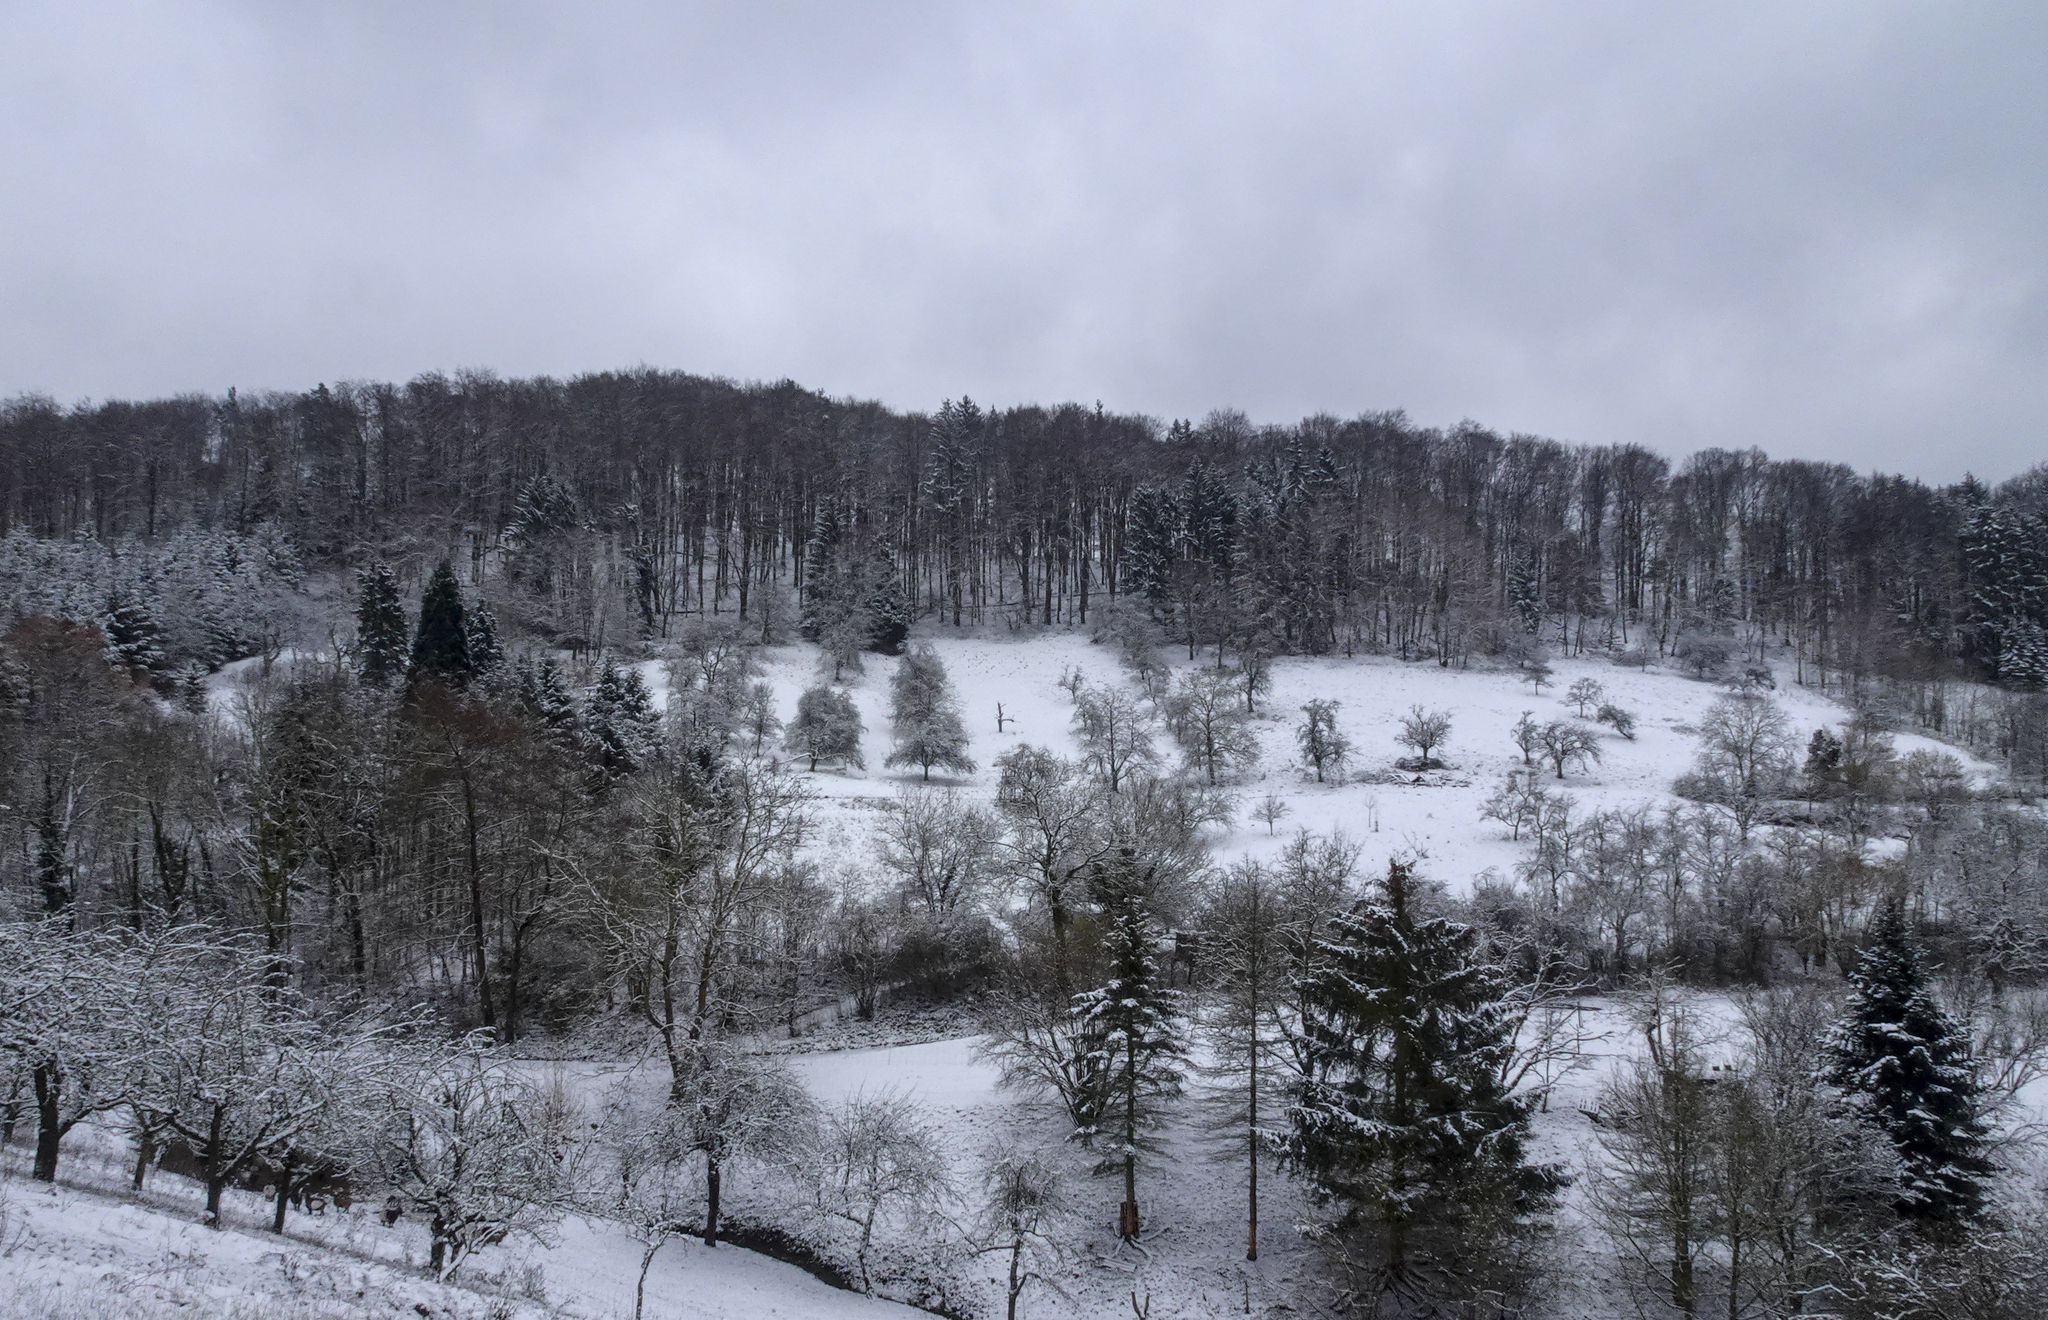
[3,370,2044,689]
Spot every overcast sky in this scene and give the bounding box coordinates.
[3,2,2042,482]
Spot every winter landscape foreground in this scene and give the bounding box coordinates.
[6,629,2048,1320]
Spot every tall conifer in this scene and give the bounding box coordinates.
[1821,900,1992,1223]
[406,560,472,692]
[355,562,409,689]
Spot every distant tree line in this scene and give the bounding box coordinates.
[3,372,2043,688]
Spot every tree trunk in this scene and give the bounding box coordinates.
[202,1103,229,1226]
[31,1060,61,1181]
[271,1154,298,1233]
[456,762,497,1036]
[703,1157,722,1247]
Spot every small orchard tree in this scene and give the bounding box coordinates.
[1597,702,1637,740]
[1566,677,1606,717]
[0,922,148,1184]
[1510,710,1541,766]
[1522,659,1554,694]
[365,1035,574,1277]
[973,1148,1070,1320]
[1234,651,1273,715]
[1537,720,1602,779]
[1394,705,1452,769]
[1252,793,1292,836]
[596,1094,702,1320]
[785,685,865,771]
[884,646,976,780]
[1296,699,1349,783]
[1072,684,1157,792]
[667,1041,816,1246]
[811,1090,952,1293]
[1162,668,1259,785]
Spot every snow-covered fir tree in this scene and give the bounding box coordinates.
[1822,900,1994,1223]
[467,600,505,677]
[585,656,660,783]
[406,560,472,693]
[1071,847,1188,1241]
[354,562,409,689]
[514,655,580,754]
[1281,860,1550,1294]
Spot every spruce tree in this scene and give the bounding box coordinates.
[102,591,166,681]
[586,656,660,782]
[884,645,975,780]
[1072,848,1188,1241]
[354,562,409,689]
[406,560,472,692]
[518,655,580,754]
[467,600,505,677]
[1281,860,1546,1291]
[1821,900,1993,1223]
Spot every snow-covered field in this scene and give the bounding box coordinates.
[743,633,1993,895]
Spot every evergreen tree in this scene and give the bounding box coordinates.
[884,645,975,781]
[1821,900,1993,1223]
[515,655,580,754]
[467,600,505,677]
[1804,726,1844,792]
[102,590,166,681]
[860,543,911,654]
[354,562,409,689]
[586,656,660,783]
[1281,861,1549,1293]
[1071,848,1188,1240]
[785,685,865,771]
[406,560,472,692]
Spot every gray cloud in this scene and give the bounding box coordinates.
[2,1,2042,480]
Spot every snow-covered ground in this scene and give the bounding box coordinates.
[748,633,1993,896]
[0,1121,933,1320]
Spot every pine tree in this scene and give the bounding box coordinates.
[354,563,409,689]
[1281,861,1547,1291]
[1821,900,1993,1223]
[406,560,472,693]
[1071,848,1188,1240]
[884,645,975,780]
[785,685,865,771]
